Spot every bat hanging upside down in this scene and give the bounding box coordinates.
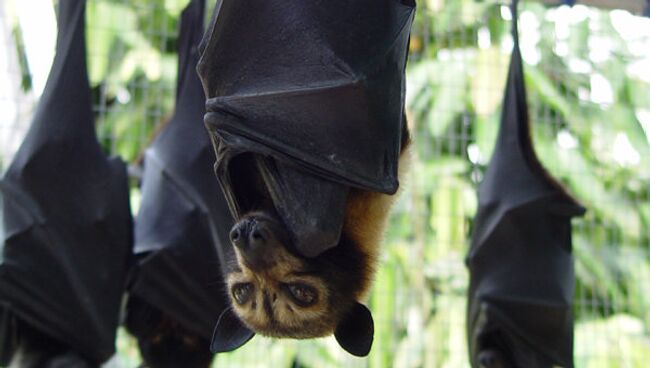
[198,0,416,357]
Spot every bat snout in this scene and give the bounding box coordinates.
[230,215,288,271]
[230,218,269,251]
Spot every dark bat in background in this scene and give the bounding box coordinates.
[466,1,585,367]
[124,0,232,367]
[0,0,132,366]
[197,0,415,357]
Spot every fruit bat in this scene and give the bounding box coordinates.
[0,0,132,365]
[124,0,232,366]
[196,0,415,357]
[466,1,586,367]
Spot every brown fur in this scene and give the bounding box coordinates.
[342,188,400,300]
[226,126,411,339]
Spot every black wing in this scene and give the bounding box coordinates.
[127,0,232,340]
[0,0,132,362]
[197,0,415,257]
[466,1,585,367]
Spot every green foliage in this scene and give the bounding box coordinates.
[11,24,32,91]
[87,0,179,163]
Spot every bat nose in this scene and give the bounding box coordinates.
[249,225,267,249]
[230,218,269,250]
[229,222,245,248]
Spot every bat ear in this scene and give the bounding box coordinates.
[334,302,374,357]
[210,308,255,353]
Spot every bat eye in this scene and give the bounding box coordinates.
[232,283,254,305]
[286,283,317,306]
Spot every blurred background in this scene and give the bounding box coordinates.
[1,0,649,367]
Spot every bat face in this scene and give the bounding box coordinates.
[225,210,370,339]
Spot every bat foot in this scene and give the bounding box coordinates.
[478,349,512,368]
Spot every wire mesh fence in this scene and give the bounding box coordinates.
[1,0,649,367]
